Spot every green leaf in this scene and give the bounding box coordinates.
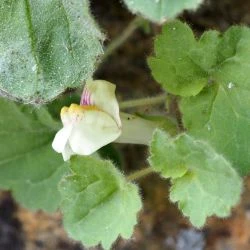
[149,129,242,227]
[59,156,142,250]
[0,0,103,104]
[180,26,250,175]
[0,98,68,211]
[123,0,202,23]
[149,20,213,96]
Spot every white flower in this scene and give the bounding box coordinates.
[52,80,122,161]
[52,79,157,161]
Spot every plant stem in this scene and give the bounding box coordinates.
[127,167,154,181]
[101,16,144,62]
[120,93,166,109]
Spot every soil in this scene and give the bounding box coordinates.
[1,0,250,249]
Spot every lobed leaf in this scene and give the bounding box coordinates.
[0,98,68,211]
[123,0,203,23]
[59,156,142,250]
[149,21,250,175]
[148,20,213,96]
[149,129,242,227]
[180,26,250,175]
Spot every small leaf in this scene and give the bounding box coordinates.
[0,98,68,211]
[149,129,242,227]
[0,0,103,104]
[123,0,203,23]
[180,26,250,175]
[59,156,142,250]
[148,20,210,96]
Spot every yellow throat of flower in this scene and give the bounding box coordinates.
[60,103,101,116]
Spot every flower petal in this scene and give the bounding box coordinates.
[69,109,121,155]
[81,80,121,127]
[60,107,72,126]
[52,125,72,153]
[62,143,75,161]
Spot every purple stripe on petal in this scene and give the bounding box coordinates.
[80,88,92,106]
[81,89,87,105]
[87,91,91,105]
[84,90,88,104]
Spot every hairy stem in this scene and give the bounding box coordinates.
[101,16,144,62]
[120,93,166,109]
[127,167,154,181]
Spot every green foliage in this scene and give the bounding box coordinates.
[0,0,103,104]
[123,0,202,23]
[0,98,68,211]
[179,26,250,175]
[149,20,212,96]
[149,129,242,227]
[149,21,250,175]
[59,156,142,250]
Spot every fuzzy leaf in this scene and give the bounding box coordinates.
[148,21,219,96]
[59,156,142,250]
[0,0,103,104]
[149,129,242,227]
[123,0,202,23]
[0,98,68,211]
[180,26,250,175]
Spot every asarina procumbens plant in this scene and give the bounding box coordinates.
[0,0,249,249]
